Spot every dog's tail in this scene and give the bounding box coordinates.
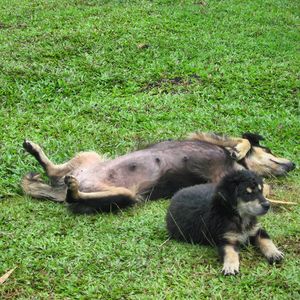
[22,172,66,202]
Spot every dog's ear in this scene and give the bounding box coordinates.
[216,175,239,207]
[242,133,264,146]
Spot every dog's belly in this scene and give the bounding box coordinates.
[70,152,163,192]
[69,141,234,194]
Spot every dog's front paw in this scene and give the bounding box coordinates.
[267,250,284,264]
[222,262,239,276]
[227,148,238,160]
[233,140,251,161]
[64,175,79,190]
[64,175,80,203]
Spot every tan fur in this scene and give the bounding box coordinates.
[65,175,137,201]
[263,183,271,197]
[222,245,240,275]
[244,147,293,176]
[246,187,253,193]
[22,173,66,202]
[187,132,251,160]
[256,237,283,261]
[223,223,260,244]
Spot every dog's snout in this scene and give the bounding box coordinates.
[261,201,270,211]
[284,162,296,172]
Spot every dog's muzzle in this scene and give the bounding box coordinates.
[261,201,270,212]
[285,162,296,172]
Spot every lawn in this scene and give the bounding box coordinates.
[0,0,299,298]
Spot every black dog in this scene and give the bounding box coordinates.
[166,170,283,275]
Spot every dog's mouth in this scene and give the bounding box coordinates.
[270,160,296,173]
[261,161,296,177]
[256,208,269,216]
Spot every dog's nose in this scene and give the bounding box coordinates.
[261,201,270,211]
[283,162,295,172]
[289,162,296,171]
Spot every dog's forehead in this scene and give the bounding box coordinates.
[242,175,262,191]
[246,184,262,193]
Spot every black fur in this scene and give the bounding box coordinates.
[67,195,137,214]
[166,170,279,274]
[242,133,264,146]
[166,170,263,244]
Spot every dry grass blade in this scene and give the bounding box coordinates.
[266,198,298,205]
[0,267,17,284]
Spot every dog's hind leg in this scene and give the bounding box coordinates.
[64,176,139,213]
[188,132,251,160]
[23,140,73,181]
[64,175,137,201]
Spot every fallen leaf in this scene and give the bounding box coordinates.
[137,43,150,49]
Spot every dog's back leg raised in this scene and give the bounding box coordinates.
[23,140,74,182]
[22,140,104,202]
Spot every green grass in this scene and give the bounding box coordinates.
[0,0,299,298]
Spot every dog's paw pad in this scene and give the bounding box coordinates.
[23,140,34,152]
[233,140,251,161]
[228,148,238,160]
[23,140,40,155]
[28,172,42,181]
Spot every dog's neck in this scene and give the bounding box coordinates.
[211,195,257,229]
[235,159,248,171]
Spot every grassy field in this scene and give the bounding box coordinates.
[0,0,299,298]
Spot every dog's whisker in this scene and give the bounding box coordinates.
[168,211,189,243]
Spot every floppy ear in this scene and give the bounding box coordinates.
[242,133,264,146]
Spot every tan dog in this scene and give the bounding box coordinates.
[22,132,295,213]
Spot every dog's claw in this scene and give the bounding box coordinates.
[222,268,239,276]
[267,251,284,264]
[222,263,239,276]
[64,175,80,203]
[64,175,79,190]
[23,140,33,151]
[23,140,38,155]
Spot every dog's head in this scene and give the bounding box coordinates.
[241,133,295,177]
[217,170,270,217]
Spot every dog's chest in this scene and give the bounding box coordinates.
[239,218,258,242]
[223,220,259,244]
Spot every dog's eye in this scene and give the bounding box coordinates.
[263,148,272,154]
[246,187,253,193]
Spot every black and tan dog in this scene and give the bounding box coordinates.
[166,170,283,275]
[22,132,295,213]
